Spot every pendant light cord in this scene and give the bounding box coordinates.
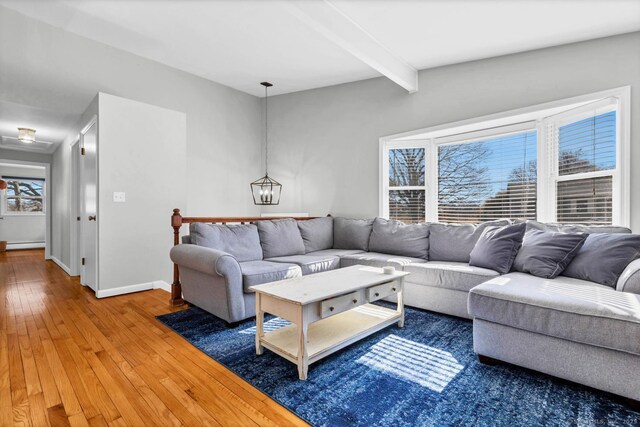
[265,84,269,176]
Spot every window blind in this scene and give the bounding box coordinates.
[437,131,537,223]
[389,189,425,224]
[553,109,616,225]
[558,111,616,176]
[557,176,612,224]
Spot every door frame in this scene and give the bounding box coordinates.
[70,137,81,276]
[78,116,99,290]
[0,158,51,258]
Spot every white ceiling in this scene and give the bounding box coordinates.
[1,0,638,97]
[0,100,81,154]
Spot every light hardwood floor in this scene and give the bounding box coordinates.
[1,249,308,427]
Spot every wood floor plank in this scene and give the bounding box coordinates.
[1,249,309,427]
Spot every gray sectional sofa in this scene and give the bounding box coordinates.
[169,216,640,403]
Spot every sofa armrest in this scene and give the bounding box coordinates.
[170,244,239,277]
[616,258,640,294]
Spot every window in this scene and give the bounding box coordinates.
[545,104,618,225]
[388,148,425,223]
[380,89,629,226]
[438,131,537,223]
[1,177,45,215]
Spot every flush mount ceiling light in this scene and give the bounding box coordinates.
[17,127,36,144]
[250,82,282,205]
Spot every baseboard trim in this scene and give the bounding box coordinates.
[50,256,71,275]
[96,280,171,298]
[7,242,45,250]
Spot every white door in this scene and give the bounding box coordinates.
[80,120,98,291]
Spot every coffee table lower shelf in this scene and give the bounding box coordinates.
[259,304,401,368]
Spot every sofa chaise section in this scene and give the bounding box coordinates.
[469,272,640,400]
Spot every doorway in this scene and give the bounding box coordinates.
[70,118,98,291]
[0,159,51,259]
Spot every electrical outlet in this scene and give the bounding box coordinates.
[113,192,126,202]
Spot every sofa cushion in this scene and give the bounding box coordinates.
[256,219,306,259]
[429,220,511,262]
[297,217,333,252]
[512,230,587,279]
[469,223,526,274]
[404,261,499,293]
[526,220,631,234]
[562,233,640,288]
[468,272,640,355]
[240,260,302,293]
[340,252,426,269]
[368,218,429,259]
[266,254,340,275]
[306,248,366,258]
[189,223,263,262]
[333,217,374,251]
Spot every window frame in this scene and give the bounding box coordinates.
[379,87,630,227]
[1,177,46,216]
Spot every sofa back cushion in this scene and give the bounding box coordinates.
[562,233,640,288]
[469,223,526,274]
[189,223,263,262]
[429,219,511,262]
[333,217,374,251]
[512,229,588,279]
[256,218,306,258]
[368,217,429,259]
[526,220,631,234]
[297,217,333,253]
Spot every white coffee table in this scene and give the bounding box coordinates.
[250,265,409,380]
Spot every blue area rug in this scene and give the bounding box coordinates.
[157,304,639,427]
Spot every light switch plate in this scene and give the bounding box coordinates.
[113,192,126,202]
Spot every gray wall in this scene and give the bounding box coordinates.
[0,163,46,245]
[0,5,262,219]
[98,93,186,290]
[263,32,640,230]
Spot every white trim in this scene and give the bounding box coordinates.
[6,242,45,250]
[95,280,170,298]
[0,158,51,259]
[379,87,631,226]
[70,138,81,276]
[50,256,71,275]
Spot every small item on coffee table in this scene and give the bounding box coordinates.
[383,266,395,275]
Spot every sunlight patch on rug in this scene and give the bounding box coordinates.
[357,334,464,392]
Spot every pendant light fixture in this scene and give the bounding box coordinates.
[251,82,282,205]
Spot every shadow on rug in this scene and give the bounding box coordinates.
[157,304,638,427]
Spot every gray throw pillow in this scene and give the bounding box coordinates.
[189,223,263,262]
[256,219,306,258]
[561,233,640,287]
[297,217,333,253]
[469,223,526,274]
[333,217,374,251]
[429,219,511,262]
[368,217,429,259]
[526,220,631,234]
[512,230,588,279]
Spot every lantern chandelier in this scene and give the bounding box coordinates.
[250,82,282,205]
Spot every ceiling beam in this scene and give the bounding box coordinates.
[284,0,418,93]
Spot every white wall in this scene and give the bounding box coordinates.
[263,32,640,231]
[97,93,186,290]
[0,163,46,245]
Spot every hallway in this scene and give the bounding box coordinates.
[0,249,306,426]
